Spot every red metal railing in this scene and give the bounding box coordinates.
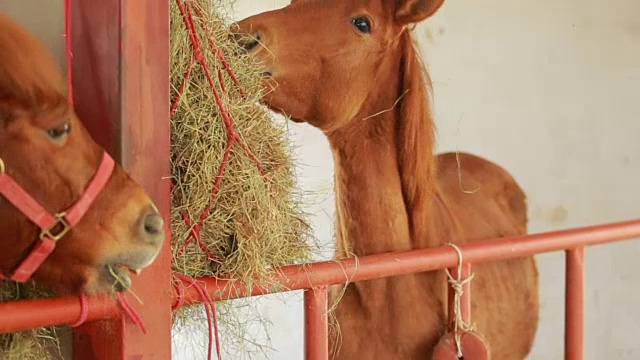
[1,219,639,359]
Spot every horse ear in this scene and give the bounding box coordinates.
[395,0,445,25]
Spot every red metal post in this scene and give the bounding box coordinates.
[305,286,329,360]
[565,247,585,360]
[70,1,172,359]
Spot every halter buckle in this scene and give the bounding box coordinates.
[0,157,5,174]
[40,212,71,242]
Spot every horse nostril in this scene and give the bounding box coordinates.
[142,212,164,240]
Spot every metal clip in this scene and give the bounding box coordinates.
[40,212,71,242]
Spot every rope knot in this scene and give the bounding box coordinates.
[194,49,205,63]
[444,243,476,359]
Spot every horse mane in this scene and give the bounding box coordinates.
[0,15,67,114]
[396,30,438,242]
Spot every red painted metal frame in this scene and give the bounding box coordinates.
[68,0,172,358]
[304,287,329,360]
[565,247,585,360]
[0,220,639,360]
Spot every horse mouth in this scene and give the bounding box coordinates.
[104,263,141,292]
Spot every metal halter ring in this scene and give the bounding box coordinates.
[0,157,5,174]
[40,212,72,242]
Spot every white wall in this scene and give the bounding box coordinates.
[3,0,639,359]
[0,1,66,72]
[176,0,640,359]
[422,2,640,359]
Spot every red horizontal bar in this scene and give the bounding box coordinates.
[179,219,640,303]
[0,294,120,333]
[0,219,639,333]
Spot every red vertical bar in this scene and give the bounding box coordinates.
[565,247,585,360]
[305,287,329,360]
[447,263,471,330]
[70,0,172,359]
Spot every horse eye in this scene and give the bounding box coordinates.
[351,16,371,34]
[47,122,72,142]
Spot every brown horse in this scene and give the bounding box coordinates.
[0,14,165,295]
[235,1,539,359]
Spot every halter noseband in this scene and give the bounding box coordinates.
[0,151,115,282]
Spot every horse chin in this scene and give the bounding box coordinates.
[86,263,134,294]
[91,245,161,293]
[261,96,306,123]
[285,114,305,123]
[77,263,141,295]
[269,105,305,123]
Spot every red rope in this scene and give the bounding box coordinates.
[68,293,88,327]
[172,280,187,311]
[170,56,196,118]
[63,0,147,334]
[174,274,222,360]
[116,293,148,334]
[191,6,245,97]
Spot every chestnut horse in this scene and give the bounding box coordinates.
[235,1,539,359]
[0,15,165,295]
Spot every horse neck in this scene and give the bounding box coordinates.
[327,32,439,258]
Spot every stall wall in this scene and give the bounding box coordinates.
[1,1,66,72]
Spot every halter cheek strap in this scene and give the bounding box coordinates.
[0,151,115,282]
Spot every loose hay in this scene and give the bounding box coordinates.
[0,0,312,358]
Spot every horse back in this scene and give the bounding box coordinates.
[435,151,528,241]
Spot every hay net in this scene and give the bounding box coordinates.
[170,0,312,284]
[170,0,315,357]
